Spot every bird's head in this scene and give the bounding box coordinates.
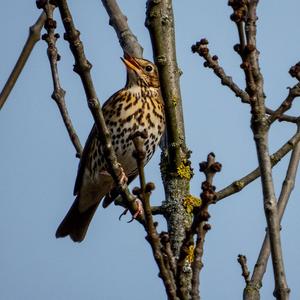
[121,53,160,88]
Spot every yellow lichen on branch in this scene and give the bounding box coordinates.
[186,245,195,263]
[182,194,202,213]
[177,159,193,180]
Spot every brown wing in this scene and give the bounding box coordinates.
[73,124,97,196]
[73,89,127,196]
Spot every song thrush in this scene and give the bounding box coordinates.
[56,53,165,242]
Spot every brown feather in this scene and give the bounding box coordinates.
[56,197,100,242]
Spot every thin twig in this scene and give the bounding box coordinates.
[55,0,142,222]
[215,129,300,202]
[177,153,221,300]
[151,205,165,215]
[268,82,300,124]
[191,39,298,124]
[244,123,300,300]
[192,39,249,104]
[237,254,251,284]
[0,12,46,110]
[191,153,221,300]
[268,62,300,124]
[101,0,143,57]
[191,223,210,300]
[41,2,82,158]
[160,231,177,278]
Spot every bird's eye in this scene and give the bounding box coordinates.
[145,65,153,72]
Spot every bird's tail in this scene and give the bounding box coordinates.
[56,197,100,242]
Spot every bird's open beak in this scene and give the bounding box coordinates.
[121,53,141,74]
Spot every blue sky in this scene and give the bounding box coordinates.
[1,1,300,299]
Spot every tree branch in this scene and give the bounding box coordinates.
[177,153,221,300]
[215,128,300,202]
[244,123,300,300]
[191,223,210,300]
[146,0,186,166]
[0,12,46,110]
[267,82,300,124]
[145,0,191,256]
[268,62,300,124]
[160,231,177,278]
[145,1,192,296]
[192,39,249,104]
[55,0,143,222]
[131,133,178,300]
[228,1,290,298]
[101,0,143,57]
[191,154,221,300]
[41,2,82,158]
[191,39,298,124]
[237,254,251,285]
[151,205,165,215]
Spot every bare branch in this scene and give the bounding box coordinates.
[191,39,298,124]
[266,108,298,124]
[151,205,165,215]
[228,1,290,297]
[177,153,221,300]
[268,62,300,123]
[55,0,143,222]
[192,39,249,103]
[160,231,177,278]
[191,154,221,300]
[237,254,251,284]
[131,133,177,300]
[145,2,193,296]
[146,2,191,274]
[101,0,143,57]
[244,123,300,300]
[216,129,300,202]
[191,223,210,300]
[0,12,46,110]
[146,0,186,165]
[268,82,300,124]
[41,3,82,158]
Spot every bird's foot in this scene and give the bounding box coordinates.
[118,198,144,223]
[117,164,128,186]
[131,198,144,220]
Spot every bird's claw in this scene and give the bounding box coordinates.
[119,208,128,221]
[128,198,144,223]
[118,198,144,223]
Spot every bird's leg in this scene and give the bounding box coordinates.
[116,163,128,186]
[99,164,127,186]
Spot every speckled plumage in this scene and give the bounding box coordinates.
[56,54,165,242]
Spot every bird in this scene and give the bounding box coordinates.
[55,53,165,242]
